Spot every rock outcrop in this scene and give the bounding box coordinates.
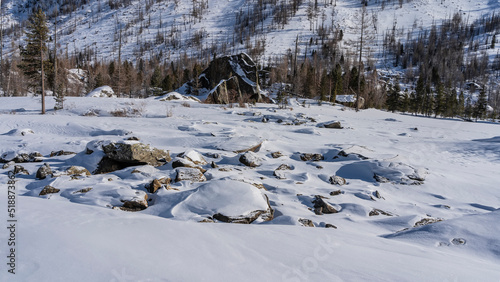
[185,53,264,104]
[95,141,171,174]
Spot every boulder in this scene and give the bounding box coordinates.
[172,180,273,224]
[271,151,284,158]
[145,177,172,193]
[369,209,393,216]
[119,195,148,211]
[325,223,337,229]
[186,53,264,104]
[330,190,342,196]
[66,166,91,177]
[321,121,343,129]
[1,152,43,163]
[300,153,324,162]
[175,167,207,183]
[239,151,262,167]
[329,175,346,186]
[50,150,76,157]
[172,158,207,173]
[312,195,339,215]
[73,188,93,194]
[273,164,292,179]
[2,161,15,169]
[36,163,53,179]
[96,141,171,174]
[177,150,207,165]
[413,217,443,227]
[298,218,315,227]
[13,165,30,175]
[39,185,60,196]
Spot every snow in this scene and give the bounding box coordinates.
[86,86,116,98]
[0,97,499,280]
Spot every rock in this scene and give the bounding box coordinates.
[175,167,207,183]
[373,190,383,199]
[239,151,262,167]
[13,165,30,175]
[414,217,443,227]
[330,190,342,196]
[322,121,343,129]
[36,163,53,179]
[191,53,264,104]
[2,161,15,169]
[178,150,207,165]
[298,218,315,227]
[96,141,171,173]
[145,177,172,193]
[451,238,466,245]
[271,151,284,158]
[325,224,337,229]
[300,153,324,162]
[374,173,391,183]
[172,158,207,173]
[73,187,93,194]
[39,185,60,196]
[199,218,215,223]
[273,164,292,179]
[50,150,76,157]
[251,183,267,190]
[127,136,140,141]
[233,142,263,154]
[312,196,339,215]
[369,209,393,216]
[1,152,43,163]
[329,175,346,186]
[66,166,91,177]
[174,180,273,224]
[120,195,148,211]
[211,161,218,168]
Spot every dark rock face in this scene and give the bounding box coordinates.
[95,142,171,174]
[312,195,339,215]
[187,53,264,104]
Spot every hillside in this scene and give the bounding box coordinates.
[1,0,498,64]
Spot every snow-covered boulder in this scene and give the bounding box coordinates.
[157,92,201,102]
[172,180,273,223]
[239,151,262,167]
[86,86,116,98]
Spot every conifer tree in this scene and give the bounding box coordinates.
[19,8,50,114]
[474,88,488,121]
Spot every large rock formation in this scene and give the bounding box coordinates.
[95,141,171,174]
[184,53,264,104]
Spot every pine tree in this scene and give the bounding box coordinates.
[386,83,400,113]
[434,82,446,118]
[474,88,488,121]
[18,8,50,114]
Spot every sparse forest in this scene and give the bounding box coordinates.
[0,0,499,119]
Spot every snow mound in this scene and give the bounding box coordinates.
[171,180,270,221]
[385,209,500,261]
[3,128,35,136]
[157,92,201,102]
[86,86,116,98]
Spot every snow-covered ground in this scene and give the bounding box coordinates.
[0,96,499,281]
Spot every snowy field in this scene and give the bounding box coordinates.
[0,96,499,281]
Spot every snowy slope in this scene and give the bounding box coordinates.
[0,96,499,280]
[1,0,498,64]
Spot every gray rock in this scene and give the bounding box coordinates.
[120,195,149,211]
[329,175,346,186]
[322,121,343,129]
[175,167,207,183]
[13,165,29,175]
[172,158,207,173]
[145,177,172,193]
[239,151,262,167]
[96,141,171,173]
[36,163,53,179]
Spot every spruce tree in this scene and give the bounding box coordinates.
[18,8,50,114]
[474,88,488,121]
